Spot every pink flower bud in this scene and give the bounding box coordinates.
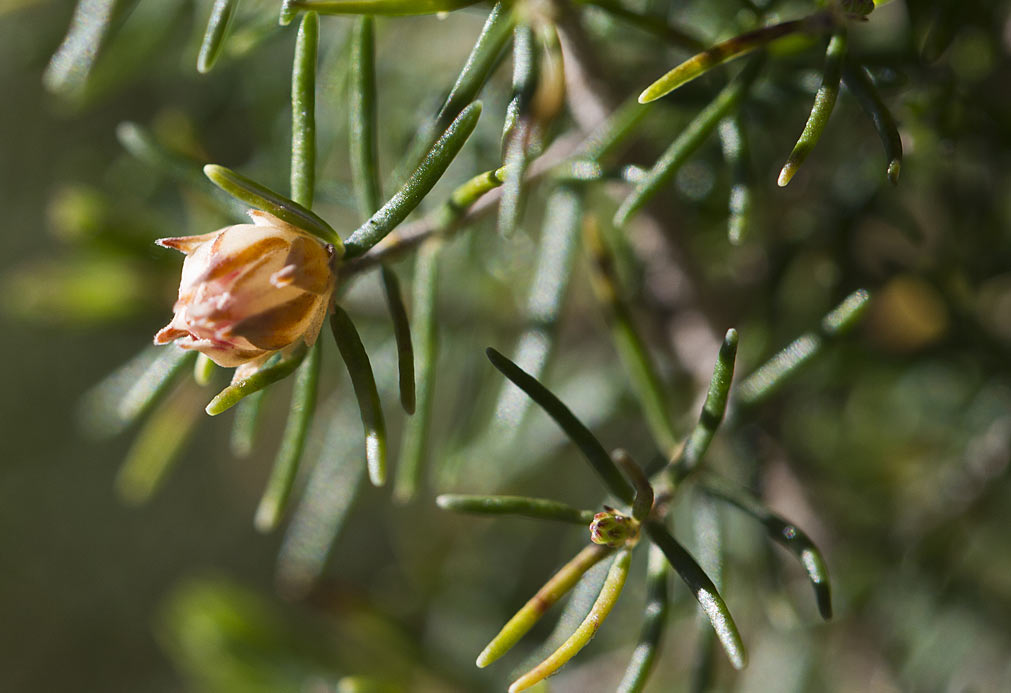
[154,210,336,379]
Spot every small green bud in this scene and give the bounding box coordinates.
[589,509,639,548]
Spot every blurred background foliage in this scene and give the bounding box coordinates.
[2,0,1011,691]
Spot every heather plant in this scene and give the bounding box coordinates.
[4,0,1011,690]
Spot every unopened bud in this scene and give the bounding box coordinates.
[589,509,639,548]
[154,210,336,379]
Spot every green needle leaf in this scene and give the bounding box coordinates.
[778,28,847,187]
[638,16,816,103]
[435,2,513,133]
[701,473,832,619]
[193,353,216,386]
[498,23,536,238]
[203,164,342,248]
[343,101,483,258]
[281,0,481,24]
[476,544,613,668]
[197,0,239,74]
[380,266,416,415]
[486,184,581,442]
[646,521,746,670]
[485,347,635,504]
[842,60,903,185]
[508,550,632,692]
[718,116,752,245]
[44,0,132,97]
[80,345,196,438]
[584,216,677,453]
[393,241,440,501]
[276,398,366,597]
[331,306,388,487]
[348,18,415,417]
[205,344,308,416]
[433,166,508,230]
[115,383,202,505]
[436,494,596,524]
[117,121,214,191]
[612,450,654,522]
[738,289,870,406]
[615,55,763,227]
[688,494,723,693]
[349,15,382,216]
[675,328,738,479]
[290,11,319,209]
[617,544,670,693]
[255,342,322,532]
[229,389,267,457]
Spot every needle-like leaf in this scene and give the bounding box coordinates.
[44,0,133,96]
[718,116,752,245]
[331,306,388,487]
[584,216,677,453]
[193,353,216,386]
[381,267,416,415]
[508,550,633,692]
[646,521,746,670]
[206,344,308,416]
[476,544,613,668]
[204,164,342,248]
[675,328,738,479]
[197,0,240,73]
[276,399,366,597]
[485,348,634,504]
[290,11,319,208]
[255,342,321,532]
[393,241,440,501]
[343,102,483,258]
[435,2,514,133]
[436,494,596,524]
[229,389,267,457]
[115,382,202,505]
[616,544,670,693]
[638,15,825,103]
[349,15,382,216]
[616,55,763,227]
[702,473,833,619]
[842,60,903,184]
[778,28,847,187]
[281,0,481,24]
[738,289,870,406]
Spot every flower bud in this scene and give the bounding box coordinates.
[154,210,336,378]
[589,509,640,548]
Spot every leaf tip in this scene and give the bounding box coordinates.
[253,503,278,533]
[475,650,493,669]
[279,0,298,25]
[818,593,833,621]
[368,465,387,487]
[777,165,794,187]
[887,159,901,185]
